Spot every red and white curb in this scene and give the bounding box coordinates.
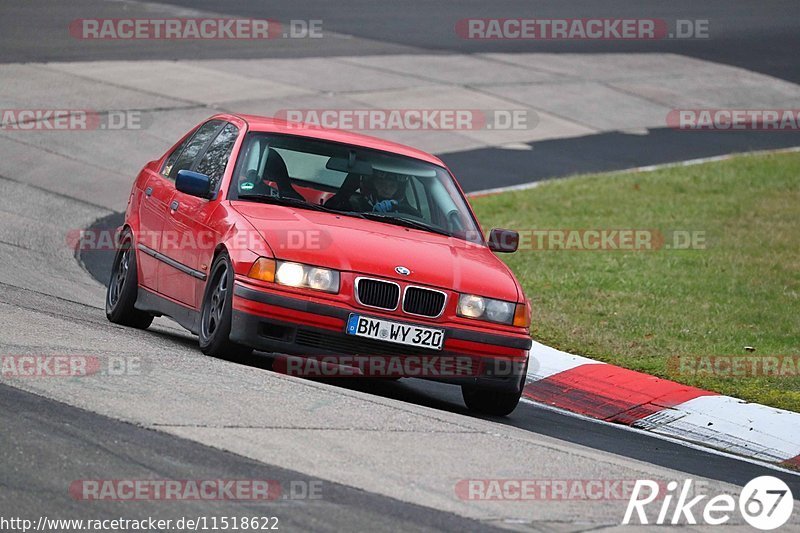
[524,341,800,469]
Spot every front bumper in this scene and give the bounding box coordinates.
[230,282,531,392]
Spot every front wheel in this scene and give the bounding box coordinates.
[462,386,523,417]
[106,231,153,329]
[462,358,528,416]
[199,252,252,358]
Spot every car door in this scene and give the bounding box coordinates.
[148,120,223,303]
[136,132,196,291]
[158,122,240,308]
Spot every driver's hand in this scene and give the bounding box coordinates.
[373,199,398,213]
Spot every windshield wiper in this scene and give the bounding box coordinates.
[359,212,452,237]
[237,195,452,236]
[237,193,373,222]
[237,193,339,214]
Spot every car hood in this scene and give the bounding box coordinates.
[231,202,520,301]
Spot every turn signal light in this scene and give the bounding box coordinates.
[248,257,276,282]
[513,301,531,328]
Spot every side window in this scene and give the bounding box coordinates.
[161,132,193,179]
[165,120,223,181]
[196,123,239,191]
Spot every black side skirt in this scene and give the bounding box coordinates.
[135,287,200,335]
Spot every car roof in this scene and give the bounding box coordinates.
[219,113,446,168]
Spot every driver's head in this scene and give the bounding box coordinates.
[365,170,407,201]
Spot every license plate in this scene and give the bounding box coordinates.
[345,314,444,350]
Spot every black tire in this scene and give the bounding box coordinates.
[462,358,528,416]
[462,387,523,417]
[199,252,252,358]
[106,231,153,329]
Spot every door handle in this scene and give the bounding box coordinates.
[170,200,179,212]
[144,186,153,197]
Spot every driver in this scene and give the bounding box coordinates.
[349,170,421,216]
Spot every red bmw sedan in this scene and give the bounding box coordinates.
[107,114,532,415]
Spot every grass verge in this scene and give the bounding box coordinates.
[470,151,800,412]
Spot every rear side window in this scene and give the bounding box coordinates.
[164,120,223,181]
[161,132,193,179]
[196,123,239,192]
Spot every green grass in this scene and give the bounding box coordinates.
[470,151,800,412]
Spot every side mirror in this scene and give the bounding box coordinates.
[176,169,212,199]
[488,228,519,253]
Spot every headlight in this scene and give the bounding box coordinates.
[307,267,335,291]
[486,299,515,323]
[457,294,516,325]
[274,260,340,293]
[276,261,305,287]
[458,294,485,318]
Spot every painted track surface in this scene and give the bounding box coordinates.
[1,0,799,529]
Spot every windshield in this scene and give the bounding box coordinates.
[229,133,483,242]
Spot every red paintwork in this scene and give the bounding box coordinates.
[123,113,530,352]
[230,202,519,302]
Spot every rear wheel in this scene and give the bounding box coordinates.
[199,252,252,358]
[106,231,153,329]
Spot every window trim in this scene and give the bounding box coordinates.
[193,122,240,196]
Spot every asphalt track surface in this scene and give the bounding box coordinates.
[0,383,506,532]
[3,0,799,84]
[2,0,800,189]
[1,0,800,530]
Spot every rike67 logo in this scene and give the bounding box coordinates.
[623,476,794,530]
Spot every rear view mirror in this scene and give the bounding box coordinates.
[326,156,373,175]
[488,228,519,253]
[176,169,212,199]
